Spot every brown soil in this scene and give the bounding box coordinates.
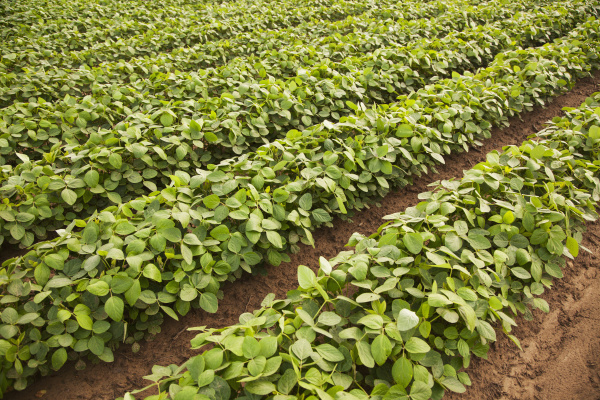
[5,70,600,400]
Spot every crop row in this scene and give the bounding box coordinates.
[0,6,596,247]
[3,1,591,162]
[0,0,217,24]
[0,0,442,72]
[116,91,600,400]
[0,23,598,393]
[2,1,590,160]
[0,1,564,162]
[0,0,548,100]
[0,0,330,43]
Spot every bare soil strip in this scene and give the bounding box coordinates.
[4,71,599,400]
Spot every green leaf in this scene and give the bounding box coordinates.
[403,233,423,254]
[476,320,496,341]
[114,221,136,235]
[125,280,141,306]
[107,191,122,204]
[510,234,529,248]
[87,281,109,296]
[248,356,266,376]
[243,336,261,359]
[291,339,312,360]
[458,304,477,332]
[84,170,100,188]
[204,131,218,143]
[441,377,466,393]
[246,381,276,396]
[203,194,220,209]
[319,256,332,275]
[273,188,289,203]
[511,267,531,280]
[356,292,380,303]
[396,124,413,137]
[161,228,182,243]
[150,234,166,251]
[530,144,546,160]
[1,308,18,325]
[10,225,25,240]
[277,369,297,395]
[392,356,413,388]
[372,334,392,366]
[105,296,124,321]
[44,253,64,271]
[266,231,283,248]
[397,308,419,331]
[356,340,374,368]
[566,236,579,257]
[299,193,313,210]
[312,208,331,223]
[76,314,93,331]
[199,293,218,313]
[298,265,316,289]
[160,112,174,127]
[143,264,162,282]
[109,153,122,169]
[111,275,133,294]
[88,335,105,356]
[409,381,432,400]
[61,188,78,205]
[51,348,68,371]
[210,225,230,241]
[468,234,491,250]
[318,311,342,326]
[404,337,430,354]
[503,211,515,224]
[180,286,198,302]
[196,370,215,388]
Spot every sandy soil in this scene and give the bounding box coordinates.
[2,71,599,400]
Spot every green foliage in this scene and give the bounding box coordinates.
[117,92,600,399]
[1,4,598,247]
[1,22,600,393]
[1,0,600,395]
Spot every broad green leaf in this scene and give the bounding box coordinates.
[210,225,230,241]
[87,281,109,296]
[105,296,124,321]
[51,348,68,371]
[299,193,313,210]
[404,337,430,354]
[397,308,419,331]
[356,340,374,368]
[392,356,413,388]
[246,381,276,396]
[266,231,283,248]
[566,236,579,257]
[61,188,78,205]
[319,256,332,275]
[203,194,220,209]
[298,265,316,289]
[409,381,432,400]
[84,170,100,188]
[403,233,423,254]
[199,293,218,313]
[372,335,392,366]
[88,335,105,356]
